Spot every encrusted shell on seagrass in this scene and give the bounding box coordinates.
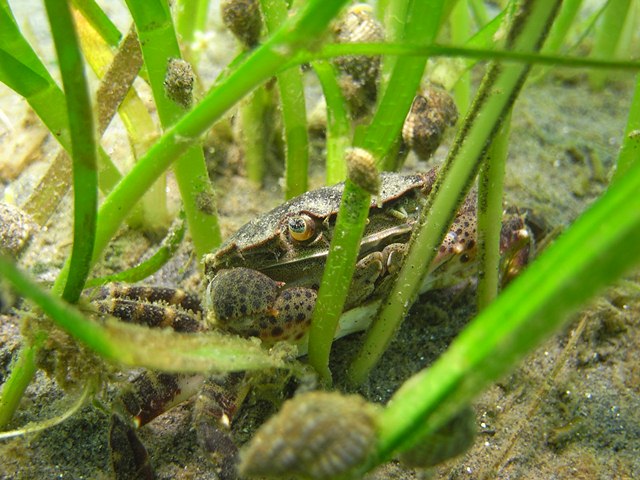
[239,391,380,479]
[221,0,262,47]
[398,406,476,468]
[346,147,380,195]
[402,84,459,160]
[332,4,384,118]
[333,4,384,46]
[164,58,195,109]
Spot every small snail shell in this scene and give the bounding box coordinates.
[332,4,385,119]
[402,84,458,160]
[239,391,380,479]
[221,0,262,48]
[346,147,380,195]
[398,405,476,468]
[334,4,384,46]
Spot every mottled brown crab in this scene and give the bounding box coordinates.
[203,168,520,347]
[99,168,531,479]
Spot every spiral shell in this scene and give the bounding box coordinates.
[239,391,380,479]
[402,84,458,160]
[399,406,476,468]
[334,4,384,46]
[221,0,262,47]
[332,4,385,118]
[346,147,380,195]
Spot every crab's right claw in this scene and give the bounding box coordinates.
[500,214,533,286]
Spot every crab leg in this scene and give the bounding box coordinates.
[194,373,251,480]
[109,414,153,480]
[96,284,204,315]
[94,284,255,478]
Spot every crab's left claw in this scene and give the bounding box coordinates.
[205,267,317,344]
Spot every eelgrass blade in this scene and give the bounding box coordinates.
[541,0,583,55]
[364,0,445,171]
[84,212,186,287]
[312,60,350,184]
[377,0,410,97]
[125,0,221,258]
[528,0,583,82]
[44,0,98,304]
[0,0,351,427]
[469,0,490,28]
[71,0,121,48]
[240,88,270,184]
[348,0,563,384]
[175,0,210,64]
[307,0,447,381]
[589,0,632,89]
[0,338,40,428]
[372,141,640,464]
[0,1,120,223]
[450,0,472,115]
[175,0,210,43]
[611,73,640,183]
[307,180,371,382]
[293,43,640,73]
[261,0,310,199]
[88,26,143,133]
[476,112,510,309]
[78,20,140,194]
[0,256,286,373]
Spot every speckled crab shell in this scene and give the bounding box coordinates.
[203,169,438,284]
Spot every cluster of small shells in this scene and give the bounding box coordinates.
[219,1,458,164]
[238,391,380,479]
[332,4,384,119]
[331,6,458,161]
[402,84,459,160]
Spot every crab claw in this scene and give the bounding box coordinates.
[205,267,280,331]
[430,213,478,276]
[500,219,533,286]
[205,268,317,345]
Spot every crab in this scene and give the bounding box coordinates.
[94,168,531,479]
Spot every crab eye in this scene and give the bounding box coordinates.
[287,215,316,242]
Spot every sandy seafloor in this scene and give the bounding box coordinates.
[1,1,639,479]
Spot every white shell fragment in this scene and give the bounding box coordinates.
[239,391,380,479]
